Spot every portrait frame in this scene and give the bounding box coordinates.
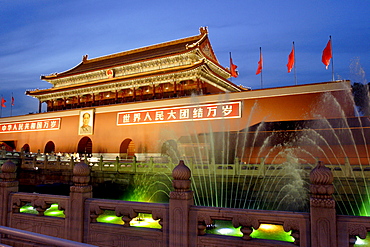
[78,109,94,135]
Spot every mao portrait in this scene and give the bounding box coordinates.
[79,110,94,135]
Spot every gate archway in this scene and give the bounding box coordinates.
[22,144,30,153]
[119,139,135,159]
[44,141,55,154]
[77,137,92,155]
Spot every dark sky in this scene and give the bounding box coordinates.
[0,0,369,116]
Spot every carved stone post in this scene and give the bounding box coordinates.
[169,160,193,247]
[0,160,18,226]
[310,161,337,247]
[68,161,92,242]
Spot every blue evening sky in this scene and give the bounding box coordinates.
[0,0,369,116]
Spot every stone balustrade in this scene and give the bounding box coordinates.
[1,159,370,246]
[4,148,369,178]
[85,199,169,245]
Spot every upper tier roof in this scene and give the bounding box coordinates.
[41,27,215,80]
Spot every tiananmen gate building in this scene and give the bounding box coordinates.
[0,27,354,164]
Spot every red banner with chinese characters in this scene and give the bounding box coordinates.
[0,118,61,133]
[117,101,241,125]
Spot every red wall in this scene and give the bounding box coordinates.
[0,84,354,157]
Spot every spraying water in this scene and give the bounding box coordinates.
[129,80,370,215]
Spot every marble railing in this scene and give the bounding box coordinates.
[1,159,370,246]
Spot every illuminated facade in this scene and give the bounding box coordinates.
[0,28,353,162]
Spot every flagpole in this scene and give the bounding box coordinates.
[10,93,13,117]
[229,52,232,82]
[260,47,263,89]
[293,42,297,85]
[0,95,2,118]
[330,35,334,81]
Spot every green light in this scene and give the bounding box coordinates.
[207,221,294,243]
[44,204,65,218]
[20,206,34,213]
[47,212,60,215]
[354,233,370,246]
[216,228,237,235]
[96,211,161,229]
[206,220,242,237]
[130,214,161,229]
[356,237,366,245]
[19,205,38,215]
[98,213,123,224]
[359,195,370,216]
[251,224,294,242]
[19,204,65,218]
[105,216,117,221]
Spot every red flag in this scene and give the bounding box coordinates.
[322,38,332,69]
[256,48,263,75]
[1,97,6,108]
[287,44,295,73]
[11,96,14,106]
[230,53,238,78]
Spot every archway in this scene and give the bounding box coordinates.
[44,141,55,154]
[22,144,30,153]
[0,141,15,151]
[77,137,92,155]
[119,139,135,159]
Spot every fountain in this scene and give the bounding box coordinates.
[127,80,370,218]
[122,172,172,203]
[16,80,370,245]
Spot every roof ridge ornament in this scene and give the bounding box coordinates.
[186,27,208,50]
[199,26,208,35]
[186,43,197,49]
[82,54,88,63]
